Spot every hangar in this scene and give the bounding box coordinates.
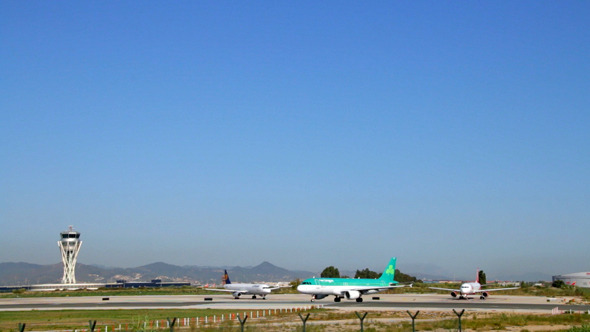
[553,272,590,288]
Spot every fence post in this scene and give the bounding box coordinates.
[167,317,177,332]
[355,312,368,332]
[298,313,310,332]
[407,310,420,332]
[17,323,26,332]
[237,314,248,332]
[88,320,97,332]
[453,309,465,332]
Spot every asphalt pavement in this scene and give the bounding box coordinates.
[1,294,588,313]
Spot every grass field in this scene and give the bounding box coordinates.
[2,308,590,331]
[0,308,289,331]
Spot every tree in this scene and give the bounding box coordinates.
[394,269,418,283]
[478,270,487,285]
[320,266,340,278]
[552,280,565,288]
[355,268,381,279]
[290,279,301,290]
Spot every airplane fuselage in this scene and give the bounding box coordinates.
[456,282,482,296]
[297,278,395,296]
[224,283,273,297]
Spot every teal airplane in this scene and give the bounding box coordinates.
[297,257,410,302]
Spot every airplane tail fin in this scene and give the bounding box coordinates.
[223,270,231,285]
[378,257,397,283]
[476,269,480,283]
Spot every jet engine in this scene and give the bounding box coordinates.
[232,292,242,298]
[481,292,488,298]
[450,292,457,298]
[345,290,361,300]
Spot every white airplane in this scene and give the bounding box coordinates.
[429,270,519,300]
[205,270,282,299]
[297,257,411,302]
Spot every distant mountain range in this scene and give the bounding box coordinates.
[0,261,315,286]
[0,261,552,286]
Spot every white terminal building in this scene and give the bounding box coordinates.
[553,272,590,288]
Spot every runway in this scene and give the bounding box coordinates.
[1,294,589,313]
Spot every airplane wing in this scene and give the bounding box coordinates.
[341,283,411,295]
[205,288,248,293]
[429,287,460,292]
[267,285,291,291]
[475,286,520,293]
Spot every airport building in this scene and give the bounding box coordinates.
[1,280,191,292]
[58,226,82,284]
[105,279,190,289]
[553,272,590,288]
[0,227,191,292]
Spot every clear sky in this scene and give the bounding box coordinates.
[1,1,589,281]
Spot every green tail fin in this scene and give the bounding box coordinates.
[379,257,397,283]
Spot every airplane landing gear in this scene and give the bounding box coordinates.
[252,295,257,299]
[480,295,486,300]
[356,297,363,303]
[334,297,341,302]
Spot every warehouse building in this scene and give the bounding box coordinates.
[553,272,590,288]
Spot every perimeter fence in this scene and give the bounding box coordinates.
[10,306,590,332]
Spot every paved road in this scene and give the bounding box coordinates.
[1,294,588,313]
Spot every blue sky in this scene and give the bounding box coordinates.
[1,1,589,280]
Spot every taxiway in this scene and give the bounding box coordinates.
[1,294,588,313]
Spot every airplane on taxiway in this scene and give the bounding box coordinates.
[297,257,411,303]
[429,270,520,299]
[205,270,282,299]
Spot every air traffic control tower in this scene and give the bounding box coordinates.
[58,226,82,284]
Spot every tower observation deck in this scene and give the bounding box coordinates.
[58,226,82,284]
